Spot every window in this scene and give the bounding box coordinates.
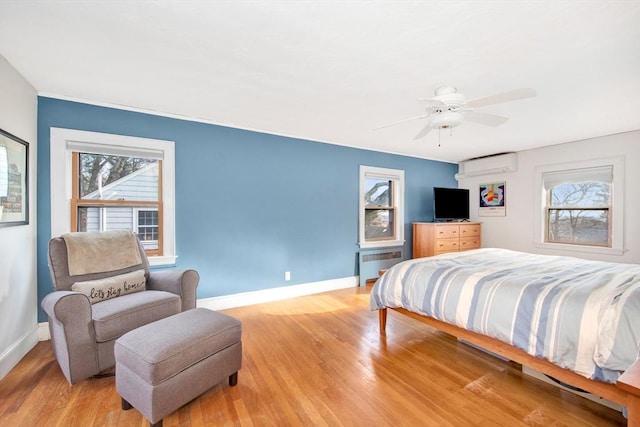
[72,152,162,255]
[544,167,611,247]
[51,128,176,266]
[534,157,624,255]
[359,166,404,248]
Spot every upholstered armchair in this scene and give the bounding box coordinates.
[41,230,199,384]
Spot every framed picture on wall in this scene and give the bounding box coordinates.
[0,128,29,227]
[479,182,505,217]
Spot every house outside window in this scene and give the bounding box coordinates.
[359,166,404,248]
[50,128,176,266]
[534,157,624,255]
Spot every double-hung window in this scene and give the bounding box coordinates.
[359,166,404,248]
[535,157,624,255]
[51,128,176,266]
[72,152,163,255]
[544,167,612,247]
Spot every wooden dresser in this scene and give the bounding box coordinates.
[412,222,482,258]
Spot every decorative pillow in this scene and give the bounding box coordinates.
[71,269,146,304]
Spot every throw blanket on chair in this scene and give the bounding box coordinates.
[63,230,142,276]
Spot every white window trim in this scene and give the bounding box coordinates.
[50,127,177,266]
[359,165,405,249]
[533,156,625,256]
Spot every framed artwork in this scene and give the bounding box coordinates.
[479,182,505,217]
[0,128,29,227]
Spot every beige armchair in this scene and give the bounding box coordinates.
[41,230,199,384]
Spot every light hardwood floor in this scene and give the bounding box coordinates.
[0,286,627,426]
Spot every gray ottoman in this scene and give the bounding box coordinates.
[115,308,242,427]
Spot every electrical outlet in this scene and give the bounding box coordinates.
[285,271,291,281]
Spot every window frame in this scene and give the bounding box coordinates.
[359,165,405,249]
[50,128,177,266]
[534,157,624,255]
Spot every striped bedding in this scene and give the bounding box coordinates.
[370,248,640,383]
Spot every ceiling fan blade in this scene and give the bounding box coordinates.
[413,123,432,140]
[373,114,429,130]
[466,88,536,108]
[463,111,509,126]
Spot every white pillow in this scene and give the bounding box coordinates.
[72,269,146,304]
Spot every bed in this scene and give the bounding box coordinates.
[370,248,640,424]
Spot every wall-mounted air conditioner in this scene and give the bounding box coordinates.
[455,152,517,180]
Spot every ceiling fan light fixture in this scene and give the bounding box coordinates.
[429,110,462,129]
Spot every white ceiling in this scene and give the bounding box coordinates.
[1,0,639,163]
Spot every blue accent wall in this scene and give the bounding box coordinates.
[37,96,457,321]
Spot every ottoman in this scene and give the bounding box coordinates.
[115,308,242,427]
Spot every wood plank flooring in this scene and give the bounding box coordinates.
[0,286,627,426]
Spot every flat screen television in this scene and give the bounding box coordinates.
[433,187,470,221]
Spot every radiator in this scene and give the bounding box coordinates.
[358,249,403,286]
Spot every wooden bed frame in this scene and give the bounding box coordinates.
[378,307,640,425]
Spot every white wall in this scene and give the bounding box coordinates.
[0,55,38,379]
[458,131,640,264]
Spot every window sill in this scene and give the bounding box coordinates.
[358,240,405,249]
[533,242,625,256]
[148,255,178,267]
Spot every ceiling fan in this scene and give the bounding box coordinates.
[375,86,537,140]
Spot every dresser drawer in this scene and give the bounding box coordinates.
[433,224,460,239]
[459,236,481,250]
[459,224,480,237]
[434,238,459,253]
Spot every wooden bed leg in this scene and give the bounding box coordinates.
[626,395,639,426]
[379,308,387,335]
[618,358,640,426]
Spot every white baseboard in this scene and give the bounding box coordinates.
[38,322,51,341]
[197,276,359,311]
[35,276,360,343]
[0,326,39,380]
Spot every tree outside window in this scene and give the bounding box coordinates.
[546,177,611,247]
